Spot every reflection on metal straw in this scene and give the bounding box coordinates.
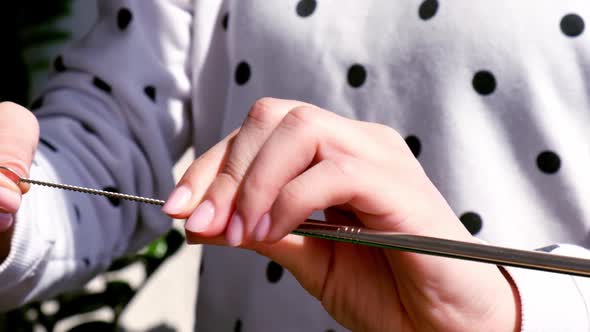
[293,222,590,277]
[3,165,590,278]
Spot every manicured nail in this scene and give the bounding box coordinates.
[254,213,271,242]
[226,212,243,247]
[0,187,20,212]
[0,213,13,232]
[162,185,192,215]
[185,200,215,233]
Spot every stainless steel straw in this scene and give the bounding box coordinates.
[3,165,590,278]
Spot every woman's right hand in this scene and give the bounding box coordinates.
[0,102,39,262]
[166,98,520,332]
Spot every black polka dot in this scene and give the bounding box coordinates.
[537,150,561,174]
[537,244,559,253]
[234,319,242,332]
[39,138,57,152]
[32,160,38,166]
[74,205,81,224]
[102,187,121,206]
[234,62,251,85]
[54,56,66,72]
[117,8,133,30]
[30,97,44,111]
[83,258,90,266]
[472,70,496,95]
[92,77,112,94]
[143,86,156,102]
[222,12,229,30]
[266,260,283,283]
[347,64,367,88]
[459,212,482,235]
[405,135,421,158]
[81,122,96,134]
[296,0,317,17]
[418,0,438,20]
[560,14,584,37]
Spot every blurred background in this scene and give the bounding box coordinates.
[0,1,200,331]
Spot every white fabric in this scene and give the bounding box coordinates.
[505,245,590,332]
[1,0,590,330]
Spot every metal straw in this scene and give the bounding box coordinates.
[3,166,590,277]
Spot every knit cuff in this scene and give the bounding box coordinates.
[504,247,589,332]
[0,163,55,311]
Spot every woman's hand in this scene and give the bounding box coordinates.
[0,102,39,262]
[162,98,520,332]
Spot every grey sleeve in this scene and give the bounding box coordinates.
[0,0,194,310]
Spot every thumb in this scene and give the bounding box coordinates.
[0,102,39,231]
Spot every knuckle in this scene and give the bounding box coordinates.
[374,123,402,142]
[243,171,270,196]
[240,177,266,210]
[327,157,360,180]
[278,178,308,207]
[0,102,38,127]
[282,106,317,133]
[247,98,280,127]
[25,113,40,137]
[221,158,246,186]
[288,106,316,122]
[0,101,22,112]
[369,123,405,150]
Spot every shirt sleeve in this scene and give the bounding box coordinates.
[0,0,195,310]
[505,244,590,332]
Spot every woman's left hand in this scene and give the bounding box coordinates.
[162,98,520,332]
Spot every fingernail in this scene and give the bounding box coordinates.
[226,212,243,247]
[162,185,192,215]
[185,200,215,233]
[0,213,13,232]
[254,213,271,242]
[0,187,21,212]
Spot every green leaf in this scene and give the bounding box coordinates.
[146,238,167,259]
